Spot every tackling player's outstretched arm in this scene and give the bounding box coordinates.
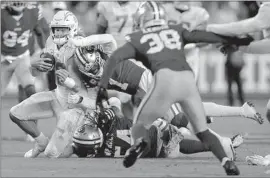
[182,29,253,46]
[99,43,136,89]
[70,34,117,49]
[206,3,270,36]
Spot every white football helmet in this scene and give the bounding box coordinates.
[50,10,79,45]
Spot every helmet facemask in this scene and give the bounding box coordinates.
[50,10,78,46]
[75,46,105,79]
[51,27,71,46]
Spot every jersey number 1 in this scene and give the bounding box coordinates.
[140,29,182,54]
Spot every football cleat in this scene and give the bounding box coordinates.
[231,134,244,149]
[123,138,147,168]
[241,102,263,124]
[24,137,49,158]
[223,160,240,176]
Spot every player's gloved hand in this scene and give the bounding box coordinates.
[232,35,254,46]
[55,69,70,84]
[96,87,109,113]
[31,57,54,72]
[68,92,83,104]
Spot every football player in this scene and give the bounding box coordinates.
[68,38,243,159]
[96,1,141,47]
[96,2,253,175]
[9,10,90,158]
[206,2,270,123]
[71,34,262,126]
[72,107,242,160]
[1,2,45,97]
[161,1,263,124]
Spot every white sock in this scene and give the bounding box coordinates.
[203,102,243,117]
[35,132,47,144]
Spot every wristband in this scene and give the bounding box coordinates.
[64,77,76,89]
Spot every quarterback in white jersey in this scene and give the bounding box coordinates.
[96,1,141,47]
[9,10,91,158]
[207,2,270,123]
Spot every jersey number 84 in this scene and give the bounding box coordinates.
[140,29,182,54]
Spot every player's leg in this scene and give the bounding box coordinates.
[226,66,234,106]
[44,108,85,158]
[202,102,263,124]
[124,71,174,167]
[234,67,245,105]
[172,70,239,175]
[9,91,56,157]
[1,58,16,96]
[14,52,36,98]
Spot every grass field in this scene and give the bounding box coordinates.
[1,96,270,177]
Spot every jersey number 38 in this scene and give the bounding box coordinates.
[140,29,182,54]
[3,30,30,48]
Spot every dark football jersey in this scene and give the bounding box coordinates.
[125,24,192,73]
[99,23,252,89]
[109,60,145,95]
[1,4,42,56]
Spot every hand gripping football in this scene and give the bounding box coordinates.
[40,52,56,71]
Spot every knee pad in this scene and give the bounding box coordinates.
[24,84,36,98]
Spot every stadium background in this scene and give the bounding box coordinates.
[2,1,270,138]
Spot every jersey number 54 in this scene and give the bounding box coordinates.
[3,30,30,48]
[140,29,182,54]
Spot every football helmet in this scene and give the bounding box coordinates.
[133,1,167,30]
[74,45,105,78]
[5,1,27,15]
[73,123,104,157]
[50,10,78,45]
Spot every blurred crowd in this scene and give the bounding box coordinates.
[40,1,259,35]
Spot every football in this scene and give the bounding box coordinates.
[39,52,56,71]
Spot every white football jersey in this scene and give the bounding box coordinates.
[97,1,140,47]
[44,36,88,107]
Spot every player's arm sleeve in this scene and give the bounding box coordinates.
[182,29,252,46]
[71,34,117,50]
[239,39,270,54]
[206,3,270,36]
[99,42,136,89]
[96,2,108,34]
